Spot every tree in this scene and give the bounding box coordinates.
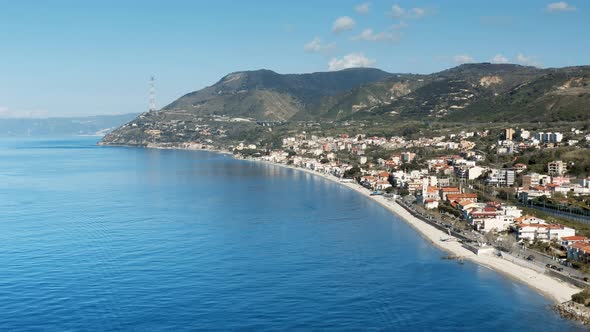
[398,188,410,197]
[343,166,362,179]
[497,234,517,252]
[484,231,497,245]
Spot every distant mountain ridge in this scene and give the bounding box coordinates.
[0,113,139,136]
[159,63,590,122]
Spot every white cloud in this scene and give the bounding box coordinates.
[389,4,405,18]
[410,7,426,18]
[516,53,541,67]
[355,2,370,15]
[352,28,402,42]
[332,16,356,33]
[328,53,376,71]
[391,21,408,30]
[546,2,576,12]
[303,37,336,53]
[388,5,428,19]
[490,54,509,64]
[453,54,475,64]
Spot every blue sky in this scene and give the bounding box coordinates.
[0,0,587,117]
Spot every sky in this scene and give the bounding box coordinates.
[0,0,587,118]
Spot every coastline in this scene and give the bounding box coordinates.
[254,159,581,304]
[99,142,580,304]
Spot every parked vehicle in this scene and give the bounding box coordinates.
[547,264,564,272]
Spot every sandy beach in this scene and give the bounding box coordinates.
[257,160,581,304]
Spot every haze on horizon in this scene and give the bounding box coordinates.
[0,0,586,118]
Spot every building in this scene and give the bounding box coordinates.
[468,166,485,180]
[455,165,485,180]
[400,152,416,163]
[534,132,563,143]
[561,236,590,248]
[513,163,527,173]
[463,203,522,232]
[551,176,570,186]
[375,180,392,191]
[505,128,515,141]
[522,173,540,189]
[516,217,575,243]
[548,160,567,176]
[518,187,552,202]
[567,243,590,263]
[486,169,515,187]
[439,187,461,201]
[446,193,478,203]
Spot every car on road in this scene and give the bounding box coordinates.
[547,264,564,272]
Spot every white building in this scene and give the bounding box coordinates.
[534,132,563,143]
[516,216,575,242]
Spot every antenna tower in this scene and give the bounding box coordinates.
[149,75,157,112]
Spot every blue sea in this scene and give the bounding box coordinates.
[0,137,583,331]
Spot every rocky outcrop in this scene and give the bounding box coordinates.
[555,301,590,325]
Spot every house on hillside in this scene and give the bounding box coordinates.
[446,193,478,204]
[561,236,590,248]
[439,187,461,201]
[515,217,575,243]
[567,242,590,263]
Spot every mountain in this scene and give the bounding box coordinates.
[163,68,394,121]
[161,63,590,123]
[0,113,139,136]
[444,65,590,122]
[101,63,590,147]
[380,63,590,122]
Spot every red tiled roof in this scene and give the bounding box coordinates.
[571,242,590,252]
[562,236,588,241]
[441,187,460,192]
[447,193,478,200]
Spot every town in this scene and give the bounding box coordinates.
[229,125,590,283]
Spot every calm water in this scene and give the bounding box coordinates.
[0,137,583,331]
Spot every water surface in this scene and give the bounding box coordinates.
[0,137,583,331]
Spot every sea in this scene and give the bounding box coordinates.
[0,136,584,331]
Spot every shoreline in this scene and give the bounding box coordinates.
[253,159,581,304]
[99,142,581,304]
